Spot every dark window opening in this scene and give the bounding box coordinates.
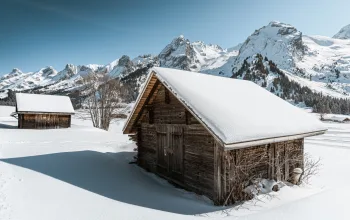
[165,89,170,104]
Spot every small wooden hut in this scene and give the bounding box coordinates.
[15,93,75,129]
[123,67,326,205]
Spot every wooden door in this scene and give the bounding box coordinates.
[156,125,184,182]
[156,124,168,172]
[168,125,184,181]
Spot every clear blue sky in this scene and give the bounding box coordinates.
[1,0,349,74]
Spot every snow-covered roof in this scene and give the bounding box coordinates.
[16,93,75,114]
[124,67,326,148]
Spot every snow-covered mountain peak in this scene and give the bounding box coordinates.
[169,35,189,47]
[235,21,304,70]
[250,21,300,38]
[269,21,297,30]
[158,35,196,70]
[65,64,75,70]
[158,35,238,74]
[10,68,23,75]
[132,54,157,68]
[117,55,132,66]
[333,24,350,39]
[192,41,223,53]
[108,55,135,78]
[63,64,78,76]
[41,66,57,76]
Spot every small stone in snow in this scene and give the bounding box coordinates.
[272,184,280,192]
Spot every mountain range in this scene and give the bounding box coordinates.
[1,21,350,111]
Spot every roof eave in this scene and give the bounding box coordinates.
[223,129,327,150]
[16,111,75,115]
[122,70,226,146]
[122,71,155,133]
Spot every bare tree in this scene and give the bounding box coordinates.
[82,72,122,130]
[299,153,322,184]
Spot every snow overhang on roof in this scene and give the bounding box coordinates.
[123,67,327,149]
[16,93,75,114]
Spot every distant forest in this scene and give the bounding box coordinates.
[232,55,350,115]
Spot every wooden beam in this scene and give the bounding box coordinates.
[16,111,74,115]
[131,80,160,131]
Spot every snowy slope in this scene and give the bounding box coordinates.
[333,24,350,39]
[233,21,350,97]
[295,35,350,95]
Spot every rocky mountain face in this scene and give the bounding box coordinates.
[231,21,350,98]
[234,21,305,70]
[1,21,350,113]
[158,35,237,76]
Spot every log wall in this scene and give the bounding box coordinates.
[18,114,71,129]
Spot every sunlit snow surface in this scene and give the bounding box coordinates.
[0,106,349,220]
[16,93,75,113]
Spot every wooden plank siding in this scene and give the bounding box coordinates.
[18,114,71,129]
[123,74,159,134]
[136,83,215,200]
[133,81,305,206]
[214,139,304,205]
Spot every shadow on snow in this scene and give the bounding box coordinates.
[0,122,17,129]
[1,150,224,215]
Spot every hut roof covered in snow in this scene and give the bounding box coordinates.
[123,67,326,148]
[16,93,75,114]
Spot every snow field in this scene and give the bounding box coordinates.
[0,106,349,219]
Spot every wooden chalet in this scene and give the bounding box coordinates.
[15,93,75,129]
[123,67,326,205]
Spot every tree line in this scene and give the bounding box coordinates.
[232,54,350,115]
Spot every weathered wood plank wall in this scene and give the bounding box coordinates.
[137,84,215,199]
[135,82,304,206]
[214,139,304,205]
[18,114,71,129]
